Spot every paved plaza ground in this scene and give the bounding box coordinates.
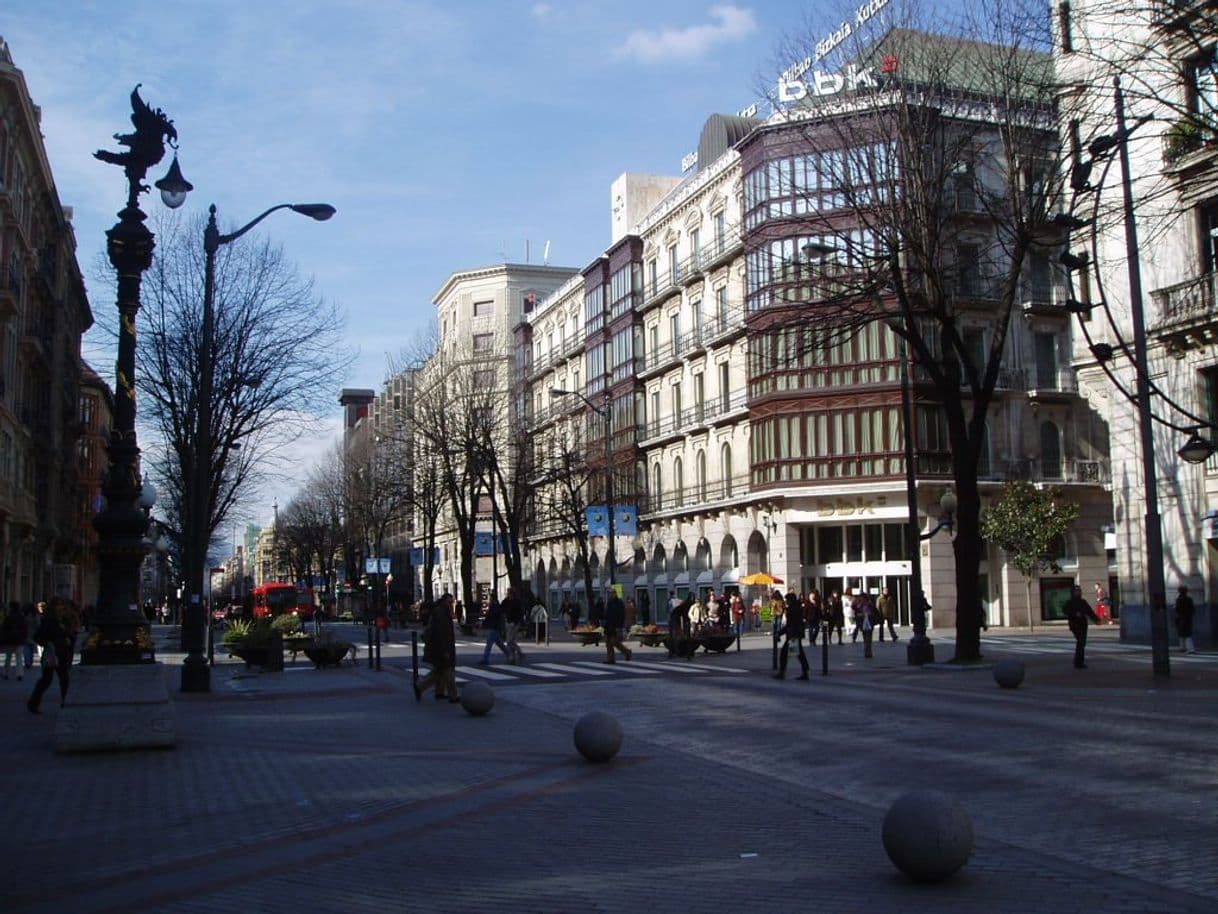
[2,624,1215,913]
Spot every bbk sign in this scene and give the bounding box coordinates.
[778,64,878,103]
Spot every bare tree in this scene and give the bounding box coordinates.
[758,1,1066,661]
[343,430,414,613]
[93,207,353,607]
[532,425,599,609]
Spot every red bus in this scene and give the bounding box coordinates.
[296,586,318,620]
[252,583,303,619]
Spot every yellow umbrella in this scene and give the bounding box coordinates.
[739,572,784,586]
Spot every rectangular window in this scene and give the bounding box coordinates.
[714,211,726,253]
[472,333,493,353]
[647,258,658,296]
[717,285,730,326]
[473,299,493,317]
[719,362,731,410]
[1035,332,1057,389]
[846,526,863,562]
[1186,48,1218,126]
[690,228,701,266]
[668,244,679,282]
[816,526,843,564]
[669,312,681,347]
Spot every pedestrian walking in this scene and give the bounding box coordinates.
[855,591,877,658]
[730,593,746,641]
[827,590,845,644]
[414,595,459,703]
[478,595,511,665]
[27,598,78,713]
[774,590,809,680]
[667,595,696,659]
[876,586,899,641]
[845,588,860,643]
[23,603,41,670]
[1,601,28,680]
[806,591,824,645]
[1063,585,1100,669]
[602,589,633,664]
[501,586,526,664]
[1175,585,1197,654]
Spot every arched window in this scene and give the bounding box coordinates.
[697,449,707,501]
[721,443,733,496]
[673,457,684,506]
[1040,421,1062,480]
[653,462,663,510]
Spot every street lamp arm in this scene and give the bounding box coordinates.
[550,386,605,416]
[206,202,336,252]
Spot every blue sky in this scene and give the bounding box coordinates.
[3,0,845,526]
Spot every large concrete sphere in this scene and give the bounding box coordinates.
[882,790,974,882]
[460,681,495,716]
[574,711,623,763]
[993,659,1026,689]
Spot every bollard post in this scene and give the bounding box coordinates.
[367,623,374,670]
[374,625,382,671]
[207,616,215,666]
[821,621,829,676]
[411,630,419,686]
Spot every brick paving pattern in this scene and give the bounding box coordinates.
[1,625,1214,913]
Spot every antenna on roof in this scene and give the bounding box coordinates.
[543,240,551,265]
[526,239,530,263]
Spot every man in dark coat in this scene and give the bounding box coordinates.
[667,595,696,659]
[501,586,526,665]
[415,595,458,703]
[603,589,633,664]
[1175,586,1197,654]
[774,590,809,679]
[1063,585,1101,669]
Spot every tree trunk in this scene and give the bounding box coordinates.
[952,468,984,662]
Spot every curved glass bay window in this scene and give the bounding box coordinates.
[747,321,900,398]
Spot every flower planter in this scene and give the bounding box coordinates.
[303,643,353,669]
[572,629,603,647]
[228,644,271,667]
[697,632,736,653]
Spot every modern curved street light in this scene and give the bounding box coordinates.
[180,201,335,693]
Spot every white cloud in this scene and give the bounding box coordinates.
[531,3,553,19]
[616,4,757,64]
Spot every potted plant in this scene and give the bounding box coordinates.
[223,618,273,667]
[1164,116,1209,162]
[302,630,355,668]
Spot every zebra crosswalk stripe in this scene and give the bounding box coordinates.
[566,661,659,675]
[533,662,615,676]
[623,659,710,674]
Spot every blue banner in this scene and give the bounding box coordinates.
[614,505,638,536]
[586,505,609,537]
[409,547,441,565]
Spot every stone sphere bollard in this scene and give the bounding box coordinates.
[460,681,495,716]
[993,659,1025,689]
[882,790,974,883]
[574,711,622,763]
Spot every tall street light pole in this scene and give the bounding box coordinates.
[550,387,615,592]
[181,202,335,693]
[87,86,192,664]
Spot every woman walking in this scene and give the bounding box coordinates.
[27,598,78,713]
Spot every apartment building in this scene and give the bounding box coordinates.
[1056,0,1218,643]
[0,38,94,604]
[519,29,1113,629]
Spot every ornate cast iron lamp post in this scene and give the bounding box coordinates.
[86,86,191,664]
